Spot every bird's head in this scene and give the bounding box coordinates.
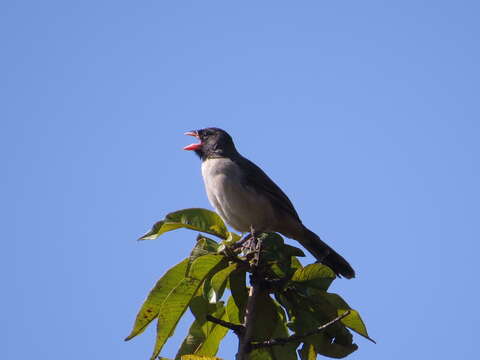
[184,127,237,160]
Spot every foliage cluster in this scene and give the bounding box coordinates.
[125,209,372,360]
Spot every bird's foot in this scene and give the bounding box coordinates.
[232,232,253,250]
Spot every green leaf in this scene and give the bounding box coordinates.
[181,356,223,360]
[176,297,228,359]
[202,277,215,304]
[291,263,336,291]
[248,348,275,360]
[152,280,197,359]
[188,235,220,282]
[279,290,358,359]
[217,232,241,253]
[150,255,226,360]
[189,235,219,264]
[227,269,248,324]
[290,257,303,270]
[225,293,244,328]
[248,293,287,360]
[195,307,229,356]
[139,208,228,240]
[176,317,206,357]
[257,233,298,279]
[311,331,358,358]
[251,292,279,342]
[226,231,241,243]
[125,258,189,341]
[270,302,298,360]
[210,263,237,302]
[188,255,227,280]
[303,294,357,357]
[340,310,374,343]
[201,260,229,303]
[322,293,375,343]
[299,342,316,360]
[258,233,286,263]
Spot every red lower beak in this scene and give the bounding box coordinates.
[183,131,202,151]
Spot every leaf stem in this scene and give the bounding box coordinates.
[205,315,245,335]
[250,310,351,350]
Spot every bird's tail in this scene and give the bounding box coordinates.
[296,227,355,279]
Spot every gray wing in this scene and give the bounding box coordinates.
[234,155,302,223]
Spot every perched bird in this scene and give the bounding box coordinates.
[184,127,355,278]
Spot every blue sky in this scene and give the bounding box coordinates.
[2,1,479,359]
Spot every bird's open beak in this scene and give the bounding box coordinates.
[183,131,202,151]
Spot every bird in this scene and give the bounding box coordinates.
[184,127,355,278]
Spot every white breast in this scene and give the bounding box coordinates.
[201,158,275,233]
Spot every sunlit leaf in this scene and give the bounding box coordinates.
[188,255,227,280]
[201,260,229,303]
[176,315,205,357]
[226,231,241,243]
[139,208,228,240]
[210,263,237,302]
[322,293,375,343]
[195,308,229,356]
[291,263,336,291]
[125,258,189,341]
[189,235,219,263]
[183,236,223,304]
[129,207,372,360]
[177,293,232,359]
[290,257,303,270]
[176,296,228,359]
[150,255,226,359]
[299,342,316,360]
[339,309,374,343]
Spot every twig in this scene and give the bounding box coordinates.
[206,315,245,335]
[250,310,351,350]
[222,249,250,269]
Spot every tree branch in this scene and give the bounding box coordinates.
[250,310,351,350]
[236,227,263,360]
[206,315,245,335]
